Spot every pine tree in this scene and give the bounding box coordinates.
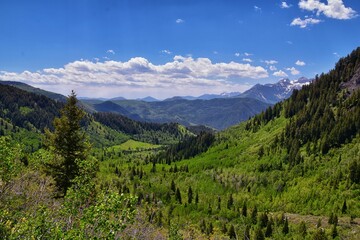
[265,220,273,237]
[228,225,236,239]
[282,217,289,235]
[251,206,258,224]
[175,188,182,204]
[342,200,347,214]
[254,227,265,240]
[227,193,234,209]
[331,224,338,239]
[45,91,90,195]
[171,180,176,193]
[188,186,193,204]
[242,202,247,217]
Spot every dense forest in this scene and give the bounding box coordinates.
[1,47,360,239]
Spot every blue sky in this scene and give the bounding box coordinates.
[0,0,359,99]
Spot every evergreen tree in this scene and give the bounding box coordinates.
[228,225,236,239]
[265,220,273,237]
[221,223,227,234]
[199,219,206,234]
[45,91,90,195]
[188,186,193,204]
[171,180,176,193]
[227,193,234,209]
[342,200,347,214]
[259,212,268,228]
[175,188,182,204]
[313,228,327,240]
[254,227,265,240]
[282,217,289,235]
[251,206,258,224]
[242,202,247,217]
[331,224,338,239]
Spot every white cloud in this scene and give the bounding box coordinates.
[273,70,288,77]
[295,60,306,66]
[176,18,184,24]
[299,0,357,20]
[290,17,321,28]
[106,49,115,54]
[281,2,292,8]
[264,60,278,65]
[161,49,172,55]
[254,5,262,12]
[269,65,277,71]
[0,57,269,98]
[286,67,300,75]
[235,52,240,57]
[244,52,253,56]
[242,58,252,63]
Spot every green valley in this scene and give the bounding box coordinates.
[1,47,360,239]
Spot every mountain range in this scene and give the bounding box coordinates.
[1,77,311,130]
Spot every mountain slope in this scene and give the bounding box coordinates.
[0,80,67,102]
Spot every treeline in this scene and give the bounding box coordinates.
[0,84,63,131]
[152,132,215,164]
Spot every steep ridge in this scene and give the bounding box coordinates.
[237,77,311,104]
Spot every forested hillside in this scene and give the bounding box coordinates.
[1,48,360,239]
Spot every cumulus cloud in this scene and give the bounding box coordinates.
[295,60,306,66]
[106,49,115,54]
[176,18,184,23]
[273,70,288,77]
[234,53,240,57]
[161,49,172,55]
[286,67,300,75]
[0,57,269,98]
[244,52,253,56]
[299,0,357,20]
[269,65,277,71]
[281,2,292,8]
[290,17,321,28]
[264,60,278,65]
[242,58,252,63]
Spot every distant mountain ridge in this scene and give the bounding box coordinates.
[88,97,271,130]
[237,77,311,104]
